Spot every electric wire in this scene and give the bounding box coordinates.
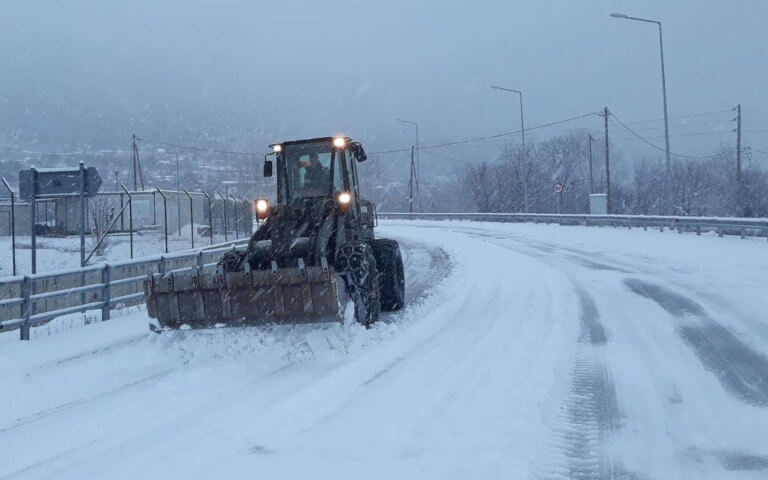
[608,112,717,159]
[368,112,600,155]
[135,137,266,157]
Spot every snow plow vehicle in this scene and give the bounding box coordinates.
[144,136,405,330]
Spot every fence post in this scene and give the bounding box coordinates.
[121,186,134,258]
[184,189,194,249]
[156,188,168,253]
[202,191,214,245]
[30,167,37,274]
[218,192,228,242]
[1,178,16,275]
[20,275,31,341]
[119,193,125,231]
[229,193,239,239]
[102,263,111,321]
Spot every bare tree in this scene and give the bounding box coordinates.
[88,196,113,257]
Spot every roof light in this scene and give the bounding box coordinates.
[273,144,282,153]
[333,137,346,148]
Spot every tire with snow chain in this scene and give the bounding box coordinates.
[336,242,380,327]
[371,239,405,311]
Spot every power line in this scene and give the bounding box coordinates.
[369,112,600,155]
[608,112,716,159]
[622,109,732,125]
[135,137,266,157]
[419,149,473,165]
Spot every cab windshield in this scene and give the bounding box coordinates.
[282,140,343,200]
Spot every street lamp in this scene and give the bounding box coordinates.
[396,119,420,176]
[158,148,182,234]
[610,12,671,172]
[490,85,526,151]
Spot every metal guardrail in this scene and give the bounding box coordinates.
[378,212,768,239]
[0,238,249,340]
[3,211,765,341]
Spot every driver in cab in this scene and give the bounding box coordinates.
[302,153,329,191]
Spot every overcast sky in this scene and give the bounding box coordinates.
[1,0,767,165]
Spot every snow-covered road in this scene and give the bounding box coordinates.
[2,221,767,479]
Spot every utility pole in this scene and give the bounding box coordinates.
[114,168,119,191]
[735,103,743,216]
[397,119,420,211]
[407,145,415,213]
[131,134,145,191]
[588,134,594,194]
[736,104,742,182]
[603,107,611,214]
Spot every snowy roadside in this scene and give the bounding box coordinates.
[0,225,248,276]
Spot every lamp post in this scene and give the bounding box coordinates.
[491,85,530,212]
[610,12,671,173]
[490,85,525,151]
[397,118,420,177]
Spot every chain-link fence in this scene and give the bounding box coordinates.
[0,183,255,277]
[0,178,19,276]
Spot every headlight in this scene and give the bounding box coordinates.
[333,137,346,148]
[255,198,269,219]
[336,191,352,212]
[272,144,282,153]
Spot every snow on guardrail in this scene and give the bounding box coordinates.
[378,212,768,239]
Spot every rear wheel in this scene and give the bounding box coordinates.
[337,242,380,327]
[371,239,405,311]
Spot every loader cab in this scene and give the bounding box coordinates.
[266,136,374,241]
[269,137,355,202]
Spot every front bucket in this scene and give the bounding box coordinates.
[144,263,347,329]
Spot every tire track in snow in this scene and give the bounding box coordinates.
[427,226,627,479]
[538,288,626,480]
[625,278,768,407]
[0,368,177,435]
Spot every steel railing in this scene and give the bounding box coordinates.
[378,212,768,239]
[0,238,249,340]
[3,211,766,341]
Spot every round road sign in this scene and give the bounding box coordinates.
[553,183,564,194]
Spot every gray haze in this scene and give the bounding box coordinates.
[1,0,767,163]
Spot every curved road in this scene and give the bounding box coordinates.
[1,221,767,480]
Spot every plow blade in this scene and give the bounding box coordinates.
[144,262,347,330]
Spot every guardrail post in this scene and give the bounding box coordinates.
[20,275,31,341]
[196,250,204,269]
[102,263,111,321]
[740,228,745,239]
[159,255,166,275]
